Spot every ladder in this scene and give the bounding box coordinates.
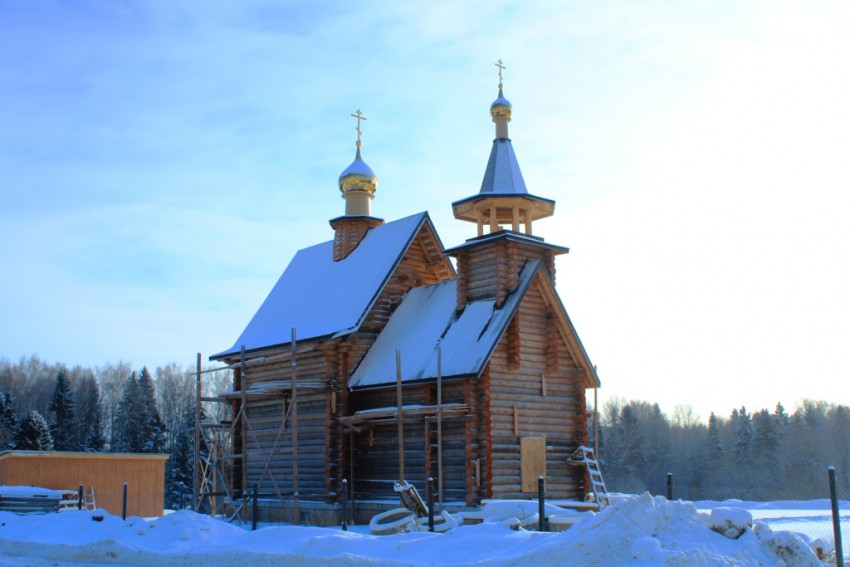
[84,486,97,511]
[567,446,610,509]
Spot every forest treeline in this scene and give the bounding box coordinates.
[598,399,850,500]
[0,355,230,509]
[1,355,847,505]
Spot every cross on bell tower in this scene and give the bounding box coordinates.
[495,59,506,88]
[351,109,366,148]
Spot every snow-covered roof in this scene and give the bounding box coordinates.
[212,212,430,359]
[348,261,541,389]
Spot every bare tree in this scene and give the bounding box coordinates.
[156,363,194,453]
[96,361,132,449]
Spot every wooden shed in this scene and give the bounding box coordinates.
[205,79,600,523]
[0,451,169,517]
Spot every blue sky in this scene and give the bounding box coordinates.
[2,1,849,420]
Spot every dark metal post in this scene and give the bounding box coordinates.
[341,479,348,531]
[122,482,128,520]
[78,484,84,511]
[427,477,435,532]
[538,475,546,532]
[667,473,673,500]
[829,467,844,567]
[194,352,201,512]
[252,484,259,531]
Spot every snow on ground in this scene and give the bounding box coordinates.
[0,493,845,566]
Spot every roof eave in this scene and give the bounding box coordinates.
[444,230,569,256]
[535,268,601,389]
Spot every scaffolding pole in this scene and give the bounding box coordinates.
[291,328,300,524]
[240,346,248,519]
[437,346,443,511]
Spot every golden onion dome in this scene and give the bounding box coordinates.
[490,86,512,120]
[338,146,378,194]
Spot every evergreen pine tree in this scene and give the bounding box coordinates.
[827,405,850,493]
[774,402,790,431]
[83,412,107,452]
[112,372,142,452]
[0,391,18,449]
[734,406,753,465]
[641,403,670,489]
[138,367,166,453]
[702,412,726,493]
[707,413,723,461]
[75,375,105,452]
[112,369,166,453]
[49,370,78,451]
[752,409,779,464]
[16,410,54,450]
[165,409,195,509]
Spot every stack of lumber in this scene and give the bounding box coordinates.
[0,486,63,514]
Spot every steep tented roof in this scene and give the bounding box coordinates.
[349,261,541,389]
[212,212,431,359]
[480,138,528,195]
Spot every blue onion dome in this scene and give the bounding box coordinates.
[338,146,378,194]
[490,86,513,119]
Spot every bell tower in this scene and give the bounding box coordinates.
[447,61,568,309]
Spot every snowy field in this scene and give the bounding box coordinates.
[0,493,847,566]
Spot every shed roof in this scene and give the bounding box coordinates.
[212,212,431,359]
[349,261,541,389]
[0,451,169,461]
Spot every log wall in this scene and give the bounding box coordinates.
[454,237,559,308]
[235,346,333,500]
[483,280,586,500]
[242,391,329,498]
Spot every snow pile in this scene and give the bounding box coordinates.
[0,494,832,566]
[752,522,822,567]
[461,499,581,530]
[708,507,752,538]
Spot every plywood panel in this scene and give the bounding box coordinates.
[520,437,546,493]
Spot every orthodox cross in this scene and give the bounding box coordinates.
[495,59,506,86]
[351,109,367,144]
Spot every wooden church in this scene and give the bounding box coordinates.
[208,70,600,523]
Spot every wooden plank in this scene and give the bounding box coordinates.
[520,437,546,493]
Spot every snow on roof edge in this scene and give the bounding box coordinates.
[348,260,542,389]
